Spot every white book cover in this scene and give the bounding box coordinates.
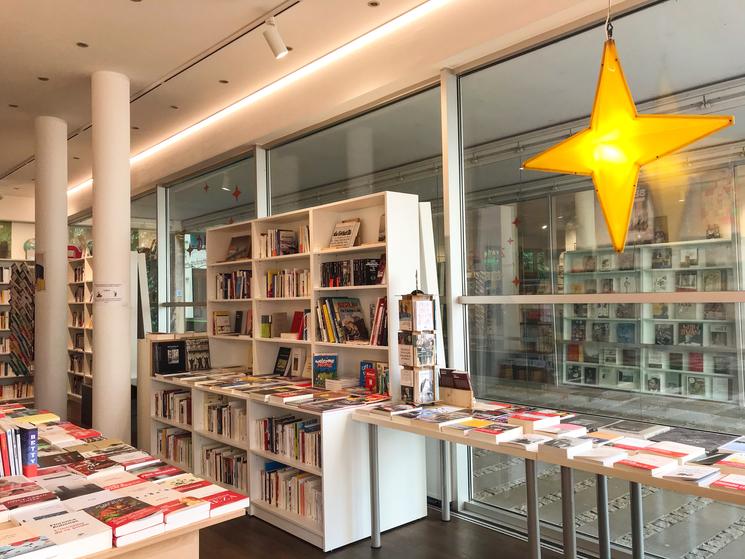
[28,510,112,558]
[662,465,720,485]
[610,437,655,452]
[116,482,210,527]
[714,453,745,476]
[34,471,102,503]
[113,523,165,548]
[94,471,146,492]
[0,523,57,559]
[574,447,629,467]
[711,473,745,493]
[501,435,552,452]
[11,503,68,524]
[535,424,588,438]
[538,437,593,459]
[63,489,119,512]
[615,453,678,476]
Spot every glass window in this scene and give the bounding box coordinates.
[131,192,158,332]
[269,88,447,348]
[460,0,745,556]
[164,155,256,333]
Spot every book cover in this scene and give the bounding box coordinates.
[583,367,598,385]
[679,248,698,267]
[566,365,582,383]
[65,456,123,479]
[272,347,292,376]
[652,303,669,319]
[573,304,587,318]
[83,496,162,536]
[333,298,369,342]
[686,375,708,397]
[616,323,635,344]
[669,352,683,371]
[591,322,609,343]
[677,322,703,345]
[594,303,610,319]
[0,525,56,558]
[703,303,727,320]
[645,374,662,392]
[688,352,704,372]
[647,350,664,369]
[675,302,697,320]
[570,320,585,342]
[710,325,730,347]
[583,346,599,364]
[617,252,635,270]
[675,270,698,292]
[615,303,636,319]
[651,248,672,269]
[311,354,338,389]
[328,220,360,249]
[654,324,674,346]
[223,235,251,262]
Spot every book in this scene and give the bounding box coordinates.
[677,322,703,345]
[328,220,360,249]
[583,367,598,385]
[398,294,435,332]
[675,303,697,320]
[66,456,124,479]
[713,453,745,476]
[333,298,369,342]
[702,269,725,291]
[602,348,616,364]
[604,420,670,439]
[179,484,250,517]
[0,524,57,559]
[710,325,729,347]
[645,374,662,393]
[661,465,719,486]
[272,347,292,376]
[582,255,596,272]
[679,248,698,267]
[654,324,673,346]
[688,352,703,372]
[651,428,738,454]
[645,441,705,463]
[615,303,636,319]
[703,303,727,320]
[501,435,551,451]
[617,252,635,270]
[675,270,697,292]
[616,323,635,344]
[115,482,210,529]
[152,341,186,375]
[507,412,561,432]
[610,437,655,452]
[718,436,745,454]
[398,332,436,368]
[222,235,251,262]
[570,321,585,342]
[652,303,669,319]
[574,446,629,467]
[537,437,593,460]
[83,495,163,537]
[615,453,678,476]
[710,474,745,493]
[573,304,587,318]
[212,312,232,336]
[467,423,523,444]
[653,272,672,292]
[566,366,582,383]
[0,477,58,511]
[311,354,338,389]
[27,510,112,557]
[591,323,609,343]
[598,255,613,271]
[651,248,672,269]
[440,418,496,435]
[594,303,610,319]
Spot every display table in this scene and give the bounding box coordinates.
[81,511,245,559]
[354,411,745,559]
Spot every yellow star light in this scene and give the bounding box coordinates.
[522,39,733,252]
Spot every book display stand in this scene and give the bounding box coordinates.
[142,192,428,551]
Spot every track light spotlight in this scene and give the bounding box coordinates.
[263,17,288,59]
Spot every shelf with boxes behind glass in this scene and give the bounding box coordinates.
[561,237,738,403]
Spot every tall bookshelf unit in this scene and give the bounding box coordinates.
[561,237,739,402]
[67,253,94,408]
[144,192,427,551]
[0,259,35,404]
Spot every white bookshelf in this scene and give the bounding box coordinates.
[142,192,427,551]
[67,254,94,406]
[0,258,35,404]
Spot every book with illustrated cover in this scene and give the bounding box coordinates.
[602,348,616,364]
[333,298,370,342]
[616,323,636,344]
[583,367,598,385]
[647,350,664,369]
[598,255,613,271]
[679,248,699,268]
[272,347,292,376]
[83,496,163,537]
[669,352,683,371]
[646,374,662,392]
[617,252,635,271]
[653,216,668,243]
[0,525,56,559]
[615,303,636,319]
[617,369,636,388]
[619,275,636,293]
[570,320,586,342]
[702,269,725,291]
[278,230,298,255]
[713,354,733,375]
[675,270,698,292]
[582,255,596,272]
[652,303,669,319]
[605,421,670,438]
[653,272,672,292]
[566,343,581,362]
[654,324,674,346]
[223,235,251,262]
[328,220,360,249]
[212,311,232,336]
[591,323,609,343]
[566,365,582,383]
[594,303,610,319]
[311,354,338,389]
[573,304,587,318]
[0,476,58,511]
[686,375,708,397]
[652,428,738,454]
[599,368,616,385]
[622,349,639,367]
[600,278,614,293]
[662,465,718,485]
[676,303,697,320]
[651,248,672,269]
[398,332,436,367]
[583,346,599,364]
[677,322,703,345]
[703,303,727,320]
[65,456,124,479]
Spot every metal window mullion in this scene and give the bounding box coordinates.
[156,185,170,332]
[255,146,269,218]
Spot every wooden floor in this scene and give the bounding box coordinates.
[201,509,562,558]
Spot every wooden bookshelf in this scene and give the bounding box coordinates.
[142,192,426,551]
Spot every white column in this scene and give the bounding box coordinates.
[34,116,69,417]
[91,70,131,443]
[575,190,597,250]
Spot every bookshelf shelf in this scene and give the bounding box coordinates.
[253,253,310,263]
[254,296,311,302]
[211,258,253,267]
[208,298,253,303]
[251,500,324,536]
[151,414,193,432]
[314,284,387,292]
[313,241,387,255]
[210,335,253,342]
[313,341,389,351]
[253,337,310,345]
[194,429,249,452]
[67,255,93,417]
[250,447,322,476]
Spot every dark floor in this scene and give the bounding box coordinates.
[201,508,562,559]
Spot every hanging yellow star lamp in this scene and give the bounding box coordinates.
[522,12,733,252]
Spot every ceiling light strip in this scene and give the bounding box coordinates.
[68,0,449,194]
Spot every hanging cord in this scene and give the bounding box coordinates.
[605,0,614,39]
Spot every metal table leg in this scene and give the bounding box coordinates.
[560,466,576,559]
[525,459,542,559]
[440,440,451,522]
[369,424,381,549]
[596,475,611,559]
[630,481,644,559]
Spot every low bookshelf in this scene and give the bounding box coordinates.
[0,258,34,404]
[142,192,427,551]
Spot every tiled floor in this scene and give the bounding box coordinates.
[472,449,745,559]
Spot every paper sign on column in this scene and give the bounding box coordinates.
[93,283,126,304]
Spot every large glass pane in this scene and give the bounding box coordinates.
[460,1,745,557]
[131,192,158,332]
[165,156,256,332]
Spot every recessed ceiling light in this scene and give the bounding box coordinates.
[170,105,179,110]
[131,126,140,130]
[76,42,89,48]
[541,225,548,230]
[72,156,80,160]
[37,76,49,82]
[8,104,18,108]
[368,1,381,6]
[13,187,20,191]
[221,187,230,192]
[219,79,229,84]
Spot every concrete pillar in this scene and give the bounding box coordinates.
[91,70,131,442]
[34,116,69,417]
[575,189,597,250]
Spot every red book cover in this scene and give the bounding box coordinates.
[66,455,122,477]
[290,311,304,335]
[364,369,377,393]
[135,464,184,482]
[689,352,704,372]
[201,490,247,510]
[0,431,10,476]
[617,458,656,470]
[83,496,161,534]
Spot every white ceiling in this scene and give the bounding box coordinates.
[1,0,654,209]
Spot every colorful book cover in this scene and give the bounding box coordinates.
[83,496,160,533]
[312,354,338,389]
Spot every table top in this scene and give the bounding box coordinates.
[354,410,745,507]
[80,510,246,559]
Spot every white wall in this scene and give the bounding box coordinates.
[11,222,34,260]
